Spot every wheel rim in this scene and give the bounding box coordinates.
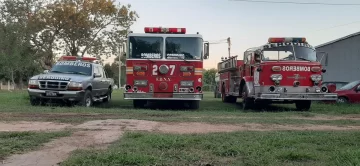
[85,97,91,107]
[337,98,346,103]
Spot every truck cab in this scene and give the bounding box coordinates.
[27,56,114,107]
[124,27,209,109]
[219,37,337,110]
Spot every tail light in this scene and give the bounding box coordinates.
[135,71,145,76]
[272,66,281,72]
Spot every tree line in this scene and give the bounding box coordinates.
[0,0,138,88]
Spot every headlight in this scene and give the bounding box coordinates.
[134,80,148,86]
[28,80,38,85]
[68,82,83,87]
[180,81,193,87]
[311,74,322,82]
[271,74,283,81]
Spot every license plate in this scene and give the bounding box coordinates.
[45,91,58,96]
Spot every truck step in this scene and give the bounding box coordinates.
[93,96,108,101]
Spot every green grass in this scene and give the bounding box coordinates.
[0,90,360,125]
[0,130,71,160]
[61,131,360,166]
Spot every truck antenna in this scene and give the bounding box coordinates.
[227,37,231,58]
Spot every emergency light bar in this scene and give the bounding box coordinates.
[144,27,186,34]
[58,56,98,62]
[268,37,306,43]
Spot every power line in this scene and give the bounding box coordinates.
[230,0,360,6]
[312,21,360,32]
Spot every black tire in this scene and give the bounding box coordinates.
[188,100,200,110]
[242,85,254,110]
[103,88,112,103]
[79,90,93,107]
[295,100,311,111]
[30,97,40,106]
[133,100,147,108]
[337,96,348,104]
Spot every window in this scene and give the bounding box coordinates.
[165,37,203,60]
[262,44,316,62]
[50,61,93,76]
[129,36,163,59]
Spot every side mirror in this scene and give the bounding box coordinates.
[204,42,209,59]
[356,85,360,92]
[43,70,49,74]
[93,73,101,78]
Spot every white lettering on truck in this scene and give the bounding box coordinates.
[282,66,310,72]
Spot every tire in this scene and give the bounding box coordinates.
[295,100,311,111]
[337,96,348,104]
[133,100,147,108]
[79,90,93,107]
[30,97,40,106]
[103,88,112,103]
[242,85,254,110]
[188,101,200,110]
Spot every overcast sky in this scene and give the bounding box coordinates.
[112,0,360,69]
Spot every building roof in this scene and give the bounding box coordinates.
[316,31,360,48]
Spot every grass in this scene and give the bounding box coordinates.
[61,131,360,166]
[0,90,360,125]
[0,130,71,160]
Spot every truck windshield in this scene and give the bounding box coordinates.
[50,61,92,76]
[339,80,360,90]
[165,37,203,60]
[262,44,316,62]
[129,36,163,59]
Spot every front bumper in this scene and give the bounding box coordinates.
[124,92,203,100]
[28,88,84,101]
[257,92,337,101]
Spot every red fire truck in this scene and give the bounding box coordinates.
[218,37,337,110]
[123,27,209,109]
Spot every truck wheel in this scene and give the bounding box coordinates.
[188,101,200,110]
[295,100,311,111]
[242,85,254,110]
[337,97,348,104]
[133,100,146,108]
[30,97,40,106]
[103,88,112,103]
[79,90,93,107]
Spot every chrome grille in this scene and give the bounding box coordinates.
[39,81,69,90]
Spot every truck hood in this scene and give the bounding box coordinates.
[31,73,92,82]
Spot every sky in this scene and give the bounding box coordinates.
[112,0,360,69]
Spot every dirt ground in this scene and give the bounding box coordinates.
[2,116,360,166]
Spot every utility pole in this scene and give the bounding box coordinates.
[118,43,123,88]
[227,37,231,58]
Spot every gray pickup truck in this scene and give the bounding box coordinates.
[27,57,114,107]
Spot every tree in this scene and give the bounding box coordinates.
[37,0,138,59]
[203,68,217,91]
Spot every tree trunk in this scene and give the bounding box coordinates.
[18,74,24,90]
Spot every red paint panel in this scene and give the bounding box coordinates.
[126,60,203,93]
[258,61,322,87]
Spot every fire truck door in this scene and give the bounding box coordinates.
[244,52,252,76]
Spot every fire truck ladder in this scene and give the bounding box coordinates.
[218,56,238,73]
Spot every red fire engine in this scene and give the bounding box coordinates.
[124,27,209,109]
[218,37,337,110]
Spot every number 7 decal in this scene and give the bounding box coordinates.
[169,65,175,75]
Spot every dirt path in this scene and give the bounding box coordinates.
[2,119,360,166]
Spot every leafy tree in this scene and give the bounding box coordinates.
[203,68,217,86]
[37,0,138,59]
